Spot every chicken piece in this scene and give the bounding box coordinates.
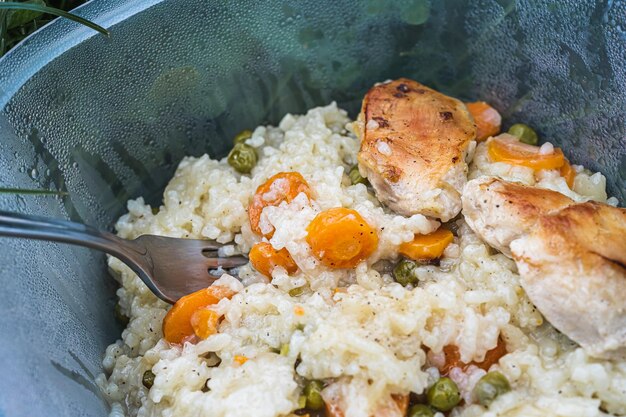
[355,78,477,221]
[511,202,626,360]
[461,176,575,255]
[462,176,626,359]
[322,380,409,417]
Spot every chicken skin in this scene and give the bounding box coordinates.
[462,177,626,359]
[461,176,575,256]
[354,79,476,221]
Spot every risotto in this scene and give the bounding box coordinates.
[97,97,625,417]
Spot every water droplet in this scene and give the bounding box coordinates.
[30,168,38,179]
[16,195,26,210]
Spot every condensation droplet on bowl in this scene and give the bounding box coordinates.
[15,195,26,210]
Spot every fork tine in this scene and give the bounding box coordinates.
[199,242,223,251]
[205,256,248,269]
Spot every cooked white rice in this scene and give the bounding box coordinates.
[97,104,625,417]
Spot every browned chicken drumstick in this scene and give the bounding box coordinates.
[462,176,626,360]
[354,78,477,221]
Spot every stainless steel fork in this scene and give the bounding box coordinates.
[0,210,248,304]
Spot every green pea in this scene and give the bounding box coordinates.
[393,259,418,286]
[508,123,538,145]
[348,165,369,186]
[408,404,435,417]
[142,370,155,389]
[233,129,253,145]
[427,377,461,411]
[303,380,325,410]
[297,395,307,409]
[288,286,305,297]
[227,143,257,174]
[114,303,129,326]
[473,371,511,406]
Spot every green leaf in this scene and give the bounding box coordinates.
[7,0,46,30]
[0,2,109,36]
[0,187,68,196]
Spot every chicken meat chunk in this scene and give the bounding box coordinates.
[462,177,626,359]
[354,78,477,221]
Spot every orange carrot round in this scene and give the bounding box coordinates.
[248,172,312,238]
[488,136,565,170]
[466,101,502,141]
[439,337,508,375]
[390,395,409,416]
[399,228,453,261]
[249,242,298,278]
[190,309,221,340]
[162,286,235,344]
[560,160,576,188]
[306,207,378,269]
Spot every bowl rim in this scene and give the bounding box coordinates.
[0,0,162,108]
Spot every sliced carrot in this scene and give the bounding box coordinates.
[325,400,344,417]
[399,228,453,261]
[162,286,235,344]
[439,344,463,375]
[190,308,221,340]
[234,355,248,365]
[306,207,378,269]
[488,135,565,170]
[248,172,312,237]
[466,101,502,141]
[439,337,508,376]
[560,160,576,188]
[390,395,409,416]
[249,242,298,278]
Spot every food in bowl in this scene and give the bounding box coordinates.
[97,79,626,417]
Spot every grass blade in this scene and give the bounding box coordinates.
[0,9,8,55]
[0,2,109,37]
[0,187,68,196]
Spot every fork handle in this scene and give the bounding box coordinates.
[0,210,146,271]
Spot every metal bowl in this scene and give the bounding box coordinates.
[0,1,624,415]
